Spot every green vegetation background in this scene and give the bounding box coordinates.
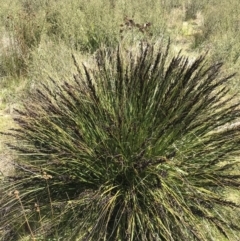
[0,0,240,99]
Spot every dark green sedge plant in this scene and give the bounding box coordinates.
[1,42,240,240]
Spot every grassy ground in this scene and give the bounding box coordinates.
[0,0,240,240]
[0,114,15,177]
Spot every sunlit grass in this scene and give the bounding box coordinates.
[0,0,240,240]
[1,42,240,240]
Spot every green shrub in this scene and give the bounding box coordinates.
[0,1,45,77]
[44,0,121,53]
[1,42,240,240]
[43,0,166,52]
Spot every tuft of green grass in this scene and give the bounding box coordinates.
[1,42,240,240]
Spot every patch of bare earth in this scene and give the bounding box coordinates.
[0,113,15,178]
